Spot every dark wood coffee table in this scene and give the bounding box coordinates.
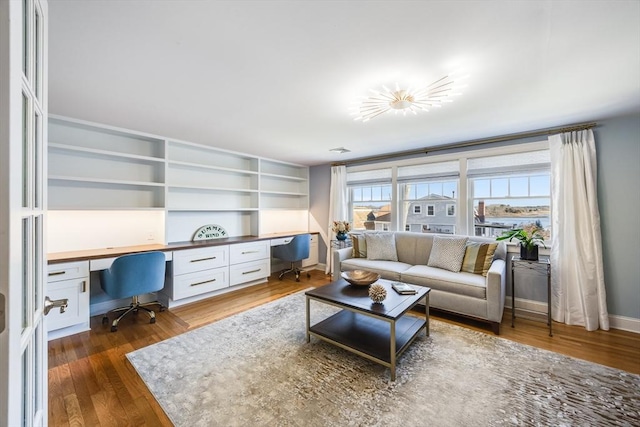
[305,278,430,381]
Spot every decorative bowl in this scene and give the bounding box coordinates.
[341,270,380,286]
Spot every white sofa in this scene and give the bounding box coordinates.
[333,231,507,334]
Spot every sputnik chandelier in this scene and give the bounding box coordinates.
[351,72,468,122]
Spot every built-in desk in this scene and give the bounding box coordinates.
[46,231,319,339]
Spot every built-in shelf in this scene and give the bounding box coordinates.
[49,142,165,163]
[48,116,309,240]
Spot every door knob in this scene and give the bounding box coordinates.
[44,296,68,316]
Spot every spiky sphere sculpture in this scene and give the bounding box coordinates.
[369,283,387,303]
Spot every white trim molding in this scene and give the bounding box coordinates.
[506,297,640,334]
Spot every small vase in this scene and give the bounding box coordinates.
[520,244,539,261]
[336,232,347,241]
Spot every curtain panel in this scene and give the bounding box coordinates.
[325,165,348,274]
[549,129,609,331]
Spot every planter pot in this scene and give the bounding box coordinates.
[336,232,347,241]
[520,244,539,261]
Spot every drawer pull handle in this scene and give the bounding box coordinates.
[242,269,261,275]
[81,281,87,293]
[48,271,65,277]
[190,256,217,263]
[190,279,217,287]
[241,251,259,255]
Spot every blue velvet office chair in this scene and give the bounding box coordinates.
[100,251,166,332]
[272,234,311,281]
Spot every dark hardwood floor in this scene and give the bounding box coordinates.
[48,270,640,426]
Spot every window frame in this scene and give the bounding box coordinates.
[345,140,550,238]
[426,204,435,216]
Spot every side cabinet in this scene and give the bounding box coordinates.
[47,261,90,340]
[301,234,319,268]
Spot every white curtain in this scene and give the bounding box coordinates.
[549,129,609,331]
[325,165,348,274]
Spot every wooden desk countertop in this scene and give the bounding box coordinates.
[48,231,318,264]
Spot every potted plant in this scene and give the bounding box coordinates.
[496,227,547,261]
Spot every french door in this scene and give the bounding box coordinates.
[0,0,49,425]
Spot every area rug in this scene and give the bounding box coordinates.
[127,292,640,426]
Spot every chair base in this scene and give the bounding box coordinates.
[278,262,312,282]
[102,295,165,332]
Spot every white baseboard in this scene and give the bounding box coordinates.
[608,315,640,334]
[506,297,640,334]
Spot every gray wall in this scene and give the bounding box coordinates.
[308,112,640,320]
[594,112,640,319]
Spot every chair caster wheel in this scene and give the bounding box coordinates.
[110,325,118,332]
[159,306,166,312]
[296,278,300,282]
[150,317,156,324]
[307,272,311,278]
[102,316,109,325]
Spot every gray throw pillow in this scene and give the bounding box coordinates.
[427,235,469,272]
[365,233,398,261]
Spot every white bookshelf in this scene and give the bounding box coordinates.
[48,116,166,210]
[47,116,309,243]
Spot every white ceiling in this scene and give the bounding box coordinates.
[48,1,640,166]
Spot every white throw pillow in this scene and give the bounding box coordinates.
[427,236,469,272]
[365,233,398,261]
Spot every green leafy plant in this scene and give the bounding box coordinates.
[496,228,547,250]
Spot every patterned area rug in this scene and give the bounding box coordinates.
[127,292,640,426]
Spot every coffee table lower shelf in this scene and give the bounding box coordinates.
[309,310,426,376]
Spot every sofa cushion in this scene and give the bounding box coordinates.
[427,236,468,272]
[366,233,398,261]
[401,265,487,299]
[350,233,367,258]
[395,232,434,265]
[461,242,498,276]
[341,258,411,281]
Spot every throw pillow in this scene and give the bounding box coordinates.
[461,242,498,276]
[427,236,469,272]
[365,233,398,261]
[350,233,367,258]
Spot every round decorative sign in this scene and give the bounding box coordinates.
[193,224,228,241]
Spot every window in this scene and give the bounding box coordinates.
[347,168,392,231]
[468,150,551,239]
[446,204,455,216]
[398,161,459,234]
[345,143,550,240]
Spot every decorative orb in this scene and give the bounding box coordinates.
[369,283,387,303]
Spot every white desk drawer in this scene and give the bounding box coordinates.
[270,237,294,246]
[173,246,229,276]
[171,267,229,300]
[230,241,270,265]
[230,259,269,286]
[310,234,318,243]
[47,261,89,283]
[90,251,172,271]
